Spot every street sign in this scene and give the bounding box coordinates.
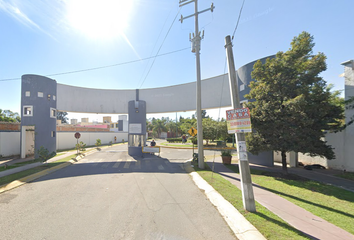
[74,132,81,139]
[226,108,252,133]
[188,127,197,136]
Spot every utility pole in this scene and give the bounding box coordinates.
[225,35,256,212]
[179,0,215,169]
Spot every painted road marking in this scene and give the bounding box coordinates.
[123,160,131,169]
[92,159,104,167]
[102,162,110,168]
[158,165,165,170]
[135,160,141,169]
[112,159,122,168]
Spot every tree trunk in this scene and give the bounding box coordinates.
[281,151,288,174]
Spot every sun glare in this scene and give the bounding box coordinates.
[66,0,134,39]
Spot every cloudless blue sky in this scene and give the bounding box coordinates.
[1,0,353,122]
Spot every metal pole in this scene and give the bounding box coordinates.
[225,35,256,212]
[194,0,204,169]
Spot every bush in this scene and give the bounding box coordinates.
[166,138,182,143]
[190,137,197,144]
[37,146,56,163]
[95,139,101,148]
[76,141,86,154]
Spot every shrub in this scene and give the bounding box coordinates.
[95,139,101,148]
[37,146,56,163]
[166,138,182,143]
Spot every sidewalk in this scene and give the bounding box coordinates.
[206,157,354,240]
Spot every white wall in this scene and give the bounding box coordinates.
[0,132,20,157]
[56,132,128,150]
[0,131,128,157]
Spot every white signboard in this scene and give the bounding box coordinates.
[129,123,142,134]
[142,146,160,153]
[237,141,248,161]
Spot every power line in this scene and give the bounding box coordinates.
[231,0,246,41]
[137,3,176,88]
[138,7,182,89]
[0,47,190,82]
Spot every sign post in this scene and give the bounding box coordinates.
[74,132,81,155]
[188,127,198,157]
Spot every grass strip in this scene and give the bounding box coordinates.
[0,153,66,173]
[225,164,354,235]
[0,154,76,187]
[194,166,311,239]
[335,172,354,181]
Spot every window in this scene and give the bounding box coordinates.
[38,92,43,97]
[53,95,56,101]
[51,131,56,137]
[25,91,30,97]
[23,106,33,116]
[116,123,118,128]
[240,84,245,91]
[50,108,56,118]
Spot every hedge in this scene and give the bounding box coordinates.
[166,138,182,143]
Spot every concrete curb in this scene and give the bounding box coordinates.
[0,148,99,194]
[0,160,74,194]
[184,160,266,240]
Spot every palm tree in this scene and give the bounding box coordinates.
[151,118,167,138]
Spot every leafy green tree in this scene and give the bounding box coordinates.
[166,120,180,137]
[151,118,167,138]
[195,110,209,119]
[0,109,20,122]
[245,31,344,174]
[57,111,69,124]
[202,117,217,145]
[179,118,196,135]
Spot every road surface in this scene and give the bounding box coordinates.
[0,144,236,240]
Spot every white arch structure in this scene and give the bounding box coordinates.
[57,74,233,114]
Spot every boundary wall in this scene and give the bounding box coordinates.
[0,132,128,157]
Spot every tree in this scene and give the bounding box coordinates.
[245,31,344,174]
[202,118,217,145]
[57,111,69,124]
[0,109,20,122]
[195,110,209,119]
[151,118,167,138]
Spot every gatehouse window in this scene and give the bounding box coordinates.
[51,131,56,137]
[25,91,30,97]
[23,106,33,116]
[50,108,56,118]
[53,95,56,101]
[38,92,43,97]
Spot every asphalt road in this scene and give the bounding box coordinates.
[0,144,236,240]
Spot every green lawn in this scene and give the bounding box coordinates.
[195,166,311,239]
[335,171,354,181]
[225,164,354,235]
[0,154,76,187]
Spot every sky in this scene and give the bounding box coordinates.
[0,0,353,123]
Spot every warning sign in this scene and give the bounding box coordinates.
[226,108,252,133]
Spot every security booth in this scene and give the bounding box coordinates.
[128,100,146,156]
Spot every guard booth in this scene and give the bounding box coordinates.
[128,100,146,156]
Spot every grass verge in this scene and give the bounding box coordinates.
[0,153,66,173]
[224,164,354,235]
[0,154,76,187]
[194,165,311,239]
[335,171,354,181]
